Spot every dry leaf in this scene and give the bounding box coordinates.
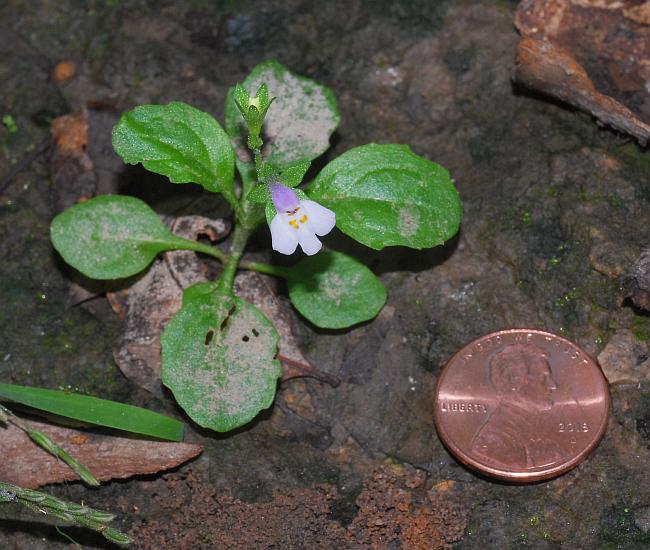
[107,215,229,395]
[50,109,96,213]
[1,419,202,489]
[514,0,650,145]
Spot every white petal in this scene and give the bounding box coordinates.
[296,227,323,255]
[300,200,336,236]
[270,215,298,255]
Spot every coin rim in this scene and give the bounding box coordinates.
[433,329,611,482]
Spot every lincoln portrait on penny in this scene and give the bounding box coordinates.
[470,343,565,469]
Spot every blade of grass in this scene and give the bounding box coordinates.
[0,383,183,441]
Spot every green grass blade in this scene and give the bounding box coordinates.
[0,383,183,441]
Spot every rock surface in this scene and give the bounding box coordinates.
[1,1,650,548]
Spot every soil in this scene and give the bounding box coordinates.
[1,0,650,548]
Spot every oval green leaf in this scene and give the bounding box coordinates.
[50,195,202,280]
[225,60,340,170]
[306,143,462,250]
[286,250,386,329]
[161,283,282,432]
[112,102,235,198]
[0,383,183,441]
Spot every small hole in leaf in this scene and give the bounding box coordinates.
[252,328,259,337]
[205,330,214,346]
[242,335,250,342]
[220,305,237,331]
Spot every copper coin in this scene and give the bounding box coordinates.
[433,329,610,482]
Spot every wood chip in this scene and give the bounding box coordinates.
[514,0,650,145]
[1,419,202,489]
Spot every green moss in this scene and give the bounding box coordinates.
[632,316,650,342]
[616,144,650,202]
[599,503,650,549]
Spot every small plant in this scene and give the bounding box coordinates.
[50,60,461,432]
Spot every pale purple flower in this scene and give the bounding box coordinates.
[269,183,335,255]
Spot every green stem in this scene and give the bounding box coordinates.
[219,224,252,292]
[174,228,289,281]
[253,148,263,179]
[186,241,228,263]
[239,260,290,279]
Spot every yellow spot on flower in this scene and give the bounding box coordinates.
[299,215,307,223]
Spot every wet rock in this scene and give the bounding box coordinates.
[635,506,650,534]
[4,0,650,548]
[623,247,650,311]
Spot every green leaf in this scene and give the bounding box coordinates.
[278,159,311,187]
[0,383,183,441]
[245,159,311,206]
[265,200,277,227]
[247,184,270,204]
[255,83,270,111]
[306,143,462,250]
[112,102,235,198]
[51,195,208,280]
[286,250,386,329]
[233,83,250,116]
[161,283,282,432]
[225,60,339,174]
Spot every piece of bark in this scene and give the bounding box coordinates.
[514,0,650,145]
[623,246,650,311]
[1,419,202,489]
[107,215,338,396]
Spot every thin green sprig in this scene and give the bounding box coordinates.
[0,404,99,486]
[0,481,132,546]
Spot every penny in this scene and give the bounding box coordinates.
[433,329,610,482]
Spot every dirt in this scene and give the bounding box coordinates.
[2,0,650,548]
[129,464,466,550]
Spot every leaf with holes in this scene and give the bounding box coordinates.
[50,195,215,280]
[306,143,462,250]
[286,250,386,329]
[112,102,235,201]
[225,60,339,186]
[161,282,282,432]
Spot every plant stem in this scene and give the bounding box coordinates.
[253,148,263,180]
[219,224,252,291]
[239,260,290,278]
[188,241,228,263]
[172,229,289,281]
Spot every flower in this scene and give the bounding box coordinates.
[269,183,335,255]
